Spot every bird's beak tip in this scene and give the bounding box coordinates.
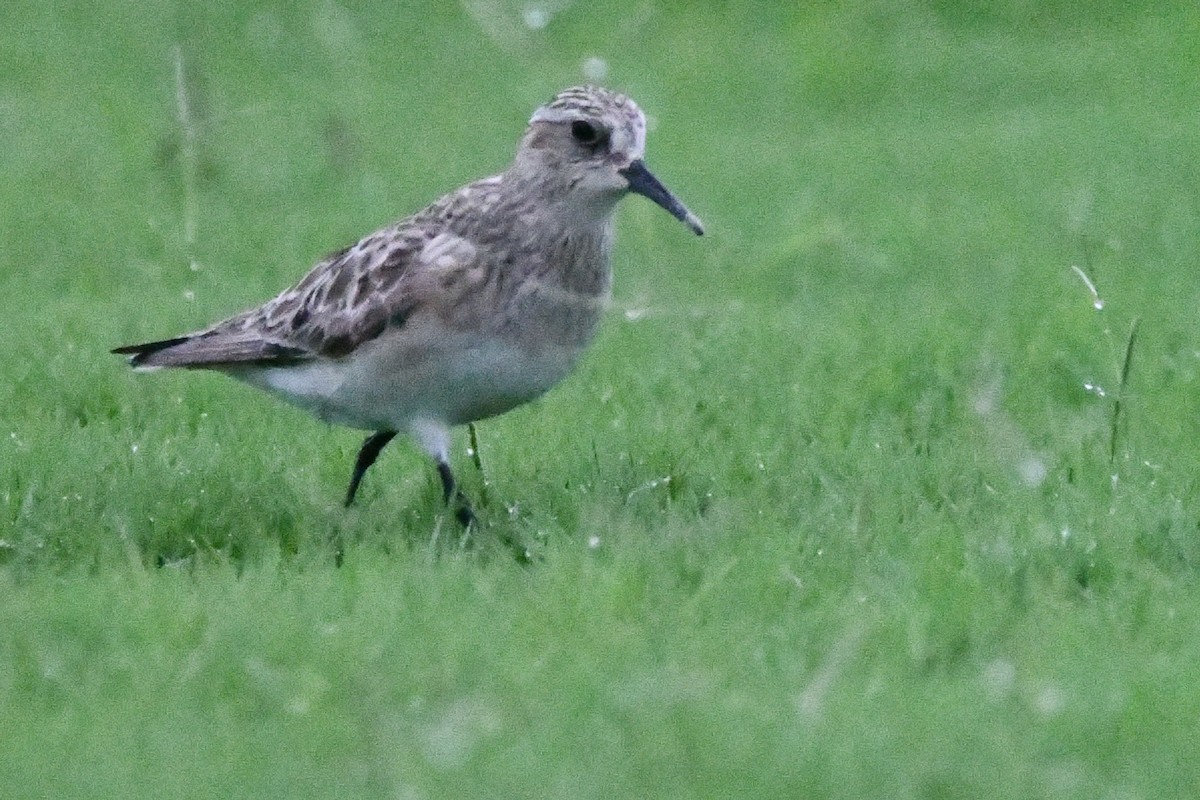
[620,159,704,237]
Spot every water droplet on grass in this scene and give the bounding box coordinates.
[522,6,548,28]
[1018,457,1047,487]
[982,658,1016,698]
[582,56,608,81]
[1034,684,1066,716]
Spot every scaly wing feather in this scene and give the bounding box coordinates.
[112,176,504,370]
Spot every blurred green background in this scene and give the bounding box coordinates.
[3,2,1200,797]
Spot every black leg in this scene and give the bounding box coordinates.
[344,430,398,507]
[435,460,456,503]
[436,460,476,526]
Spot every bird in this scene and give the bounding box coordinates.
[114,85,704,525]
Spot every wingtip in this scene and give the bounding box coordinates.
[111,336,192,368]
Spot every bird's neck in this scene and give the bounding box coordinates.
[503,161,622,236]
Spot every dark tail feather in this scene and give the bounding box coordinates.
[111,337,194,367]
[112,333,309,368]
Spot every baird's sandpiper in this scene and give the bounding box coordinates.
[114,85,703,524]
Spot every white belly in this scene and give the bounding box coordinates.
[230,323,583,432]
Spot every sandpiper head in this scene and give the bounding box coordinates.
[516,86,704,235]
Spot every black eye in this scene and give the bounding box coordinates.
[570,120,606,147]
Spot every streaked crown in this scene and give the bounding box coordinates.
[518,86,648,170]
[529,85,647,159]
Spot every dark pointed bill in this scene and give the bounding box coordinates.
[619,159,704,236]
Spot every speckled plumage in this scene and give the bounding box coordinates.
[115,85,703,521]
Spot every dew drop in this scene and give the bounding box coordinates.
[582,56,608,82]
[522,6,548,29]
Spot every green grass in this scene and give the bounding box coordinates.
[4,1,1200,797]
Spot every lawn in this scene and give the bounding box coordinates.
[3,1,1200,797]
